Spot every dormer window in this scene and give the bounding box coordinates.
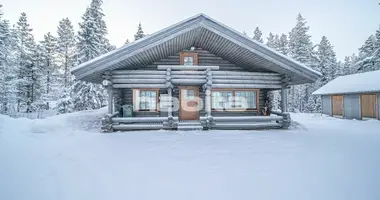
[180,52,198,66]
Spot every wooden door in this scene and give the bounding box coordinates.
[180,52,198,66]
[179,86,200,120]
[361,94,377,118]
[331,95,343,116]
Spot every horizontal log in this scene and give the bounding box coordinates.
[112,75,166,79]
[113,117,169,123]
[112,124,166,130]
[171,71,206,75]
[213,71,280,76]
[113,84,167,89]
[157,65,219,70]
[213,79,281,84]
[211,116,283,122]
[212,84,282,89]
[112,70,166,75]
[171,75,207,79]
[171,79,206,85]
[211,123,282,129]
[212,75,281,81]
[112,79,166,84]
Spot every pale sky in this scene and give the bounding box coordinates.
[2,0,380,60]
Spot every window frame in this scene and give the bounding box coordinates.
[211,88,260,111]
[132,89,160,112]
[180,52,198,66]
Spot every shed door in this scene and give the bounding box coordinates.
[361,94,377,118]
[331,95,343,116]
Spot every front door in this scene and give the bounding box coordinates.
[179,86,200,120]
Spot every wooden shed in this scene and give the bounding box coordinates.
[313,70,380,120]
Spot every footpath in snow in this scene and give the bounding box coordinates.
[0,109,380,200]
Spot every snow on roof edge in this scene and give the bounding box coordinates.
[312,70,380,95]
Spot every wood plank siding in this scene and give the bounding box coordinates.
[360,94,377,118]
[331,95,344,116]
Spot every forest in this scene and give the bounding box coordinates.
[0,0,379,117]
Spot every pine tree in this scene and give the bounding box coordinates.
[15,12,40,112]
[72,0,110,111]
[125,39,130,45]
[252,27,263,43]
[57,18,76,87]
[288,14,315,112]
[277,34,289,55]
[266,32,276,48]
[134,22,145,41]
[40,32,57,109]
[0,5,14,113]
[356,26,380,73]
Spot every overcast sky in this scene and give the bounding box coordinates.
[2,0,380,60]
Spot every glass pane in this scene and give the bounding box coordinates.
[138,90,157,110]
[183,56,194,66]
[182,89,195,100]
[212,91,233,109]
[235,91,256,109]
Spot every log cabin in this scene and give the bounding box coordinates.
[71,13,321,131]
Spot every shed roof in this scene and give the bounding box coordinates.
[71,13,321,84]
[313,70,380,95]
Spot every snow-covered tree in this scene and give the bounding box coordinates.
[57,18,76,87]
[277,34,289,55]
[40,32,58,109]
[134,22,145,41]
[0,5,15,114]
[125,38,130,45]
[72,0,110,111]
[355,26,380,73]
[252,27,263,43]
[288,14,315,112]
[266,32,276,48]
[14,12,41,112]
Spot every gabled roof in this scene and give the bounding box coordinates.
[71,13,321,84]
[313,70,380,95]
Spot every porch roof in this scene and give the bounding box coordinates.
[71,13,322,84]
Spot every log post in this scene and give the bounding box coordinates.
[103,71,113,114]
[281,76,290,113]
[204,68,213,128]
[166,68,174,127]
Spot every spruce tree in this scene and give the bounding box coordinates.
[252,27,263,43]
[134,22,145,41]
[277,34,289,55]
[57,18,76,87]
[0,5,14,113]
[125,39,130,45]
[288,14,315,112]
[40,32,57,109]
[72,0,110,111]
[15,12,40,112]
[266,32,276,48]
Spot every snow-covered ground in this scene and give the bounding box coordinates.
[1,110,380,200]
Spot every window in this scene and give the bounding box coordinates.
[180,52,198,66]
[183,56,194,66]
[211,89,258,111]
[133,89,158,111]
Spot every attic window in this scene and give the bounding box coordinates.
[180,52,198,66]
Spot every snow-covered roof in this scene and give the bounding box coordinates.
[313,70,380,95]
[71,13,321,84]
